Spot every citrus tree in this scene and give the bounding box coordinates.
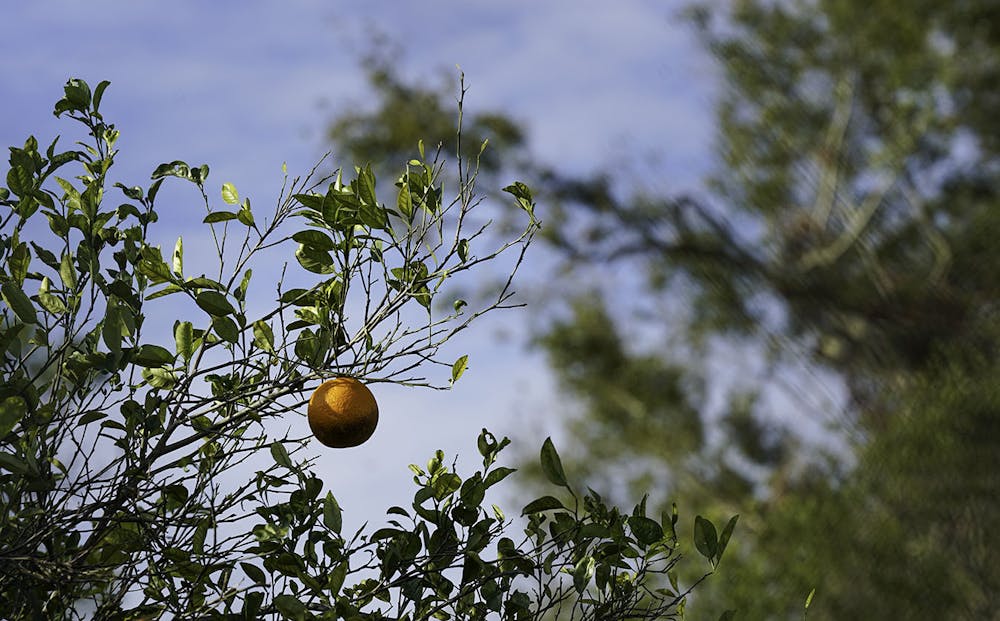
[0,79,733,620]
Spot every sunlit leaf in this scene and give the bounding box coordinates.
[221,182,239,205]
[451,354,469,385]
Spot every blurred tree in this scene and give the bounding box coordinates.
[322,3,1000,618]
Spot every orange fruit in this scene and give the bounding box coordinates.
[307,377,379,448]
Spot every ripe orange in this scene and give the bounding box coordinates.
[307,377,379,448]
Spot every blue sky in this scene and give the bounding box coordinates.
[1,1,723,526]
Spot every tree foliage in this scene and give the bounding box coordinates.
[0,78,730,620]
[321,4,1000,618]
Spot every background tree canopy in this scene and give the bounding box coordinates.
[324,2,1000,618]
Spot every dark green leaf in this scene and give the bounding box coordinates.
[273,594,307,619]
[458,238,469,262]
[694,515,718,562]
[0,396,26,438]
[76,411,108,427]
[717,514,739,563]
[628,516,664,546]
[0,452,28,474]
[237,201,255,226]
[151,160,191,181]
[292,193,323,211]
[483,466,517,489]
[196,290,235,317]
[240,561,266,585]
[324,492,342,534]
[2,283,37,324]
[203,211,238,223]
[291,229,335,251]
[212,316,239,343]
[270,442,292,468]
[92,80,111,112]
[540,437,569,488]
[132,344,175,368]
[522,496,565,515]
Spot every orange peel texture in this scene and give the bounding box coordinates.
[307,377,379,448]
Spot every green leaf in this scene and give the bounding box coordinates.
[522,496,565,515]
[324,492,342,534]
[236,268,253,302]
[0,323,27,355]
[717,514,739,563]
[102,306,123,354]
[9,243,30,285]
[142,367,177,390]
[273,594,307,619]
[270,442,292,468]
[0,396,26,438]
[145,284,183,300]
[0,452,28,474]
[240,562,267,585]
[221,182,239,205]
[503,181,538,224]
[151,160,191,181]
[292,192,323,211]
[295,245,335,274]
[805,587,816,610]
[2,282,37,324]
[628,515,664,546]
[171,237,183,276]
[397,181,413,219]
[37,277,68,314]
[483,466,517,489]
[196,290,235,317]
[237,199,255,226]
[291,229,335,251]
[175,321,194,363]
[59,78,91,112]
[92,80,111,112]
[694,515,718,562]
[212,316,239,343]
[59,252,77,289]
[356,164,377,206]
[540,437,569,488]
[457,238,470,262]
[203,211,238,223]
[132,344,175,368]
[76,411,108,426]
[450,354,469,385]
[573,556,596,594]
[252,320,274,353]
